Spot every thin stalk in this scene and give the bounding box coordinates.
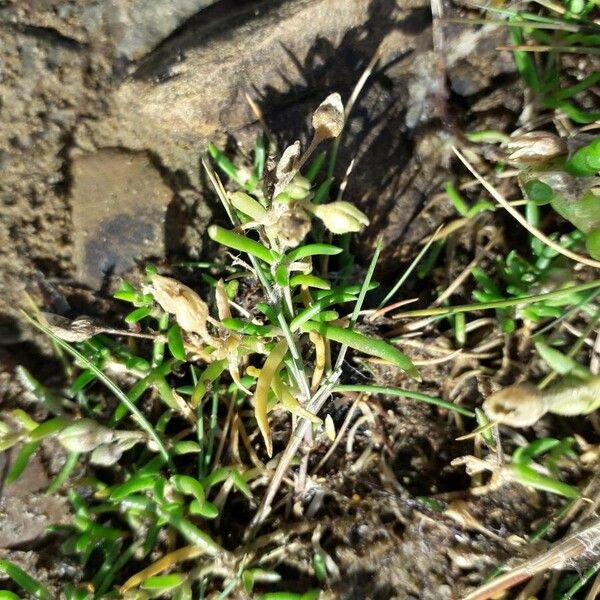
[327,47,382,180]
[391,280,600,320]
[378,228,442,308]
[333,385,474,417]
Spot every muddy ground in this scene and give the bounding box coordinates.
[2,0,590,598]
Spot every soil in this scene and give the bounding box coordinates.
[1,1,596,599]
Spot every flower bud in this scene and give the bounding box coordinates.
[57,419,114,452]
[483,383,546,427]
[507,131,566,164]
[308,201,369,234]
[229,191,267,222]
[312,93,344,140]
[285,176,312,201]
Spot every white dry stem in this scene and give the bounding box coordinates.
[462,520,600,600]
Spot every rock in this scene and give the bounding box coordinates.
[83,0,219,61]
[70,149,174,288]
[445,24,515,97]
[0,449,70,549]
[0,494,70,549]
[78,0,433,186]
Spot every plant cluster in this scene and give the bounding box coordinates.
[0,94,426,599]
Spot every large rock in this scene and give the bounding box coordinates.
[77,0,434,185]
[70,149,174,288]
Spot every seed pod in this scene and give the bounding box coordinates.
[507,131,567,164]
[483,383,546,427]
[312,93,344,140]
[57,419,114,452]
[90,442,124,466]
[307,200,369,234]
[43,313,98,342]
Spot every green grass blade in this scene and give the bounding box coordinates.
[5,441,40,485]
[0,560,52,600]
[333,384,474,417]
[24,313,171,464]
[391,280,600,319]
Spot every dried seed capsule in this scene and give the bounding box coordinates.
[57,419,114,452]
[312,93,344,140]
[44,313,98,342]
[148,274,215,345]
[483,383,546,427]
[507,131,567,163]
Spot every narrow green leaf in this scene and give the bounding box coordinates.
[5,441,40,485]
[286,244,342,261]
[535,340,589,377]
[510,463,580,498]
[333,384,473,416]
[167,324,186,361]
[512,438,561,465]
[173,441,202,455]
[141,574,186,591]
[208,225,275,264]
[230,468,253,499]
[254,133,266,179]
[445,182,470,216]
[221,318,273,336]
[125,307,153,324]
[565,135,600,176]
[29,417,70,442]
[0,560,52,600]
[200,467,230,489]
[189,499,219,519]
[290,291,358,332]
[289,274,331,290]
[208,142,242,185]
[110,474,158,500]
[301,321,420,380]
[46,451,80,493]
[170,475,205,506]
